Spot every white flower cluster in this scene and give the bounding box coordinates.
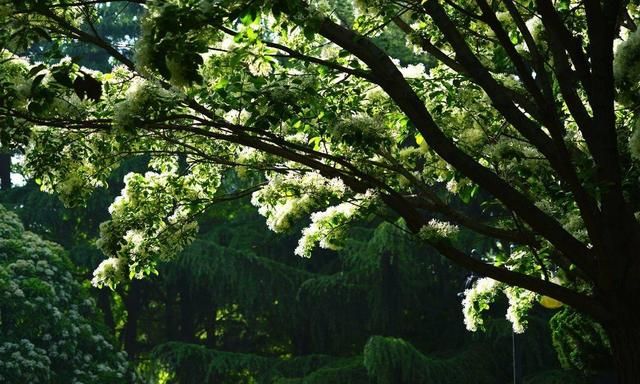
[223,109,252,125]
[525,17,545,43]
[418,219,459,241]
[330,115,395,153]
[395,60,427,79]
[0,51,30,109]
[461,277,501,332]
[504,286,537,333]
[614,28,640,105]
[252,171,347,232]
[294,191,376,257]
[462,273,539,334]
[112,78,179,131]
[91,257,126,289]
[446,178,458,194]
[25,127,116,208]
[615,29,640,81]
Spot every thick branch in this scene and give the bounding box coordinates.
[409,195,537,246]
[501,0,553,98]
[315,15,595,277]
[429,238,608,322]
[39,8,136,70]
[476,0,547,111]
[423,1,563,166]
[535,0,592,95]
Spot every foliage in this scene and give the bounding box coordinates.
[549,308,612,373]
[150,341,370,384]
[2,0,639,380]
[522,369,588,384]
[0,204,132,383]
[363,336,494,384]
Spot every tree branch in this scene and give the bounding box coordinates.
[315,14,595,277]
[428,237,608,322]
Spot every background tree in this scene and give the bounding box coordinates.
[1,0,638,381]
[0,205,132,383]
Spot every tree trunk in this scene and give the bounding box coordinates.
[122,280,142,357]
[0,153,11,191]
[165,283,179,340]
[605,319,640,384]
[96,288,115,332]
[379,251,400,336]
[179,287,196,343]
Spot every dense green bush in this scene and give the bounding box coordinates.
[0,205,133,383]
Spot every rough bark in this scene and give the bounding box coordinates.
[0,153,11,191]
[604,304,640,384]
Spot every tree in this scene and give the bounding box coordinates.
[1,0,639,380]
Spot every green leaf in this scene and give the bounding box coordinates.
[214,78,229,90]
[308,136,322,151]
[52,70,73,88]
[303,27,315,40]
[28,64,47,77]
[30,73,46,94]
[240,6,260,26]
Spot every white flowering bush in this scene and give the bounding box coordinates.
[0,205,132,383]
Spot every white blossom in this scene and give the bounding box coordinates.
[91,257,126,288]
